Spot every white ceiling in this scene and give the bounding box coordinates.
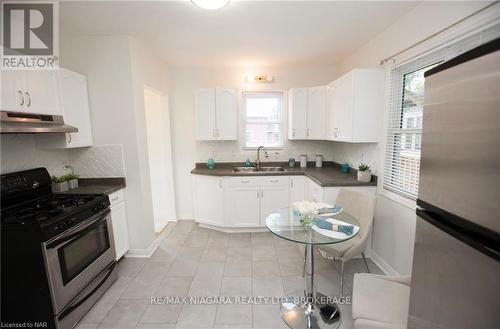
[60,1,419,67]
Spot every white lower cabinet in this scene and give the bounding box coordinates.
[193,175,224,226]
[224,187,261,227]
[290,176,305,203]
[109,189,129,260]
[260,186,290,226]
[192,174,376,229]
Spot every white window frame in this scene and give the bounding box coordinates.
[242,91,284,150]
[378,16,500,208]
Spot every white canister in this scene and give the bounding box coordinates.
[315,155,323,168]
[300,155,308,168]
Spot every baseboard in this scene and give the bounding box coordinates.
[368,249,400,276]
[125,234,162,258]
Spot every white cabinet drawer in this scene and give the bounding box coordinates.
[228,177,261,187]
[108,189,125,207]
[258,176,289,187]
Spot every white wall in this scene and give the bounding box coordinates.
[170,65,339,218]
[336,1,491,274]
[60,36,169,251]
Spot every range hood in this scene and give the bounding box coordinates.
[0,111,78,134]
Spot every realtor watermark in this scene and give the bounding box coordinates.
[1,1,58,70]
[151,296,352,305]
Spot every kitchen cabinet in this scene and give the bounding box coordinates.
[195,87,237,140]
[288,88,308,139]
[327,69,384,142]
[307,86,327,139]
[306,178,325,203]
[224,186,261,227]
[36,68,93,148]
[215,88,238,140]
[1,69,62,115]
[193,175,224,227]
[109,189,129,260]
[288,86,327,140]
[225,176,289,228]
[290,176,305,202]
[260,186,290,225]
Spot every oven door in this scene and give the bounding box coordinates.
[42,209,116,314]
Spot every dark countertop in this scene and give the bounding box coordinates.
[191,162,377,187]
[62,177,126,195]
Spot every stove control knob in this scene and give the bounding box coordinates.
[58,223,67,230]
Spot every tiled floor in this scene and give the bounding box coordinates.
[76,221,383,329]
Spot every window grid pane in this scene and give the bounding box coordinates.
[243,92,283,148]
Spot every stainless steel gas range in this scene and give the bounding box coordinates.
[1,168,117,329]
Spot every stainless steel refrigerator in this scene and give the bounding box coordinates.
[408,38,500,329]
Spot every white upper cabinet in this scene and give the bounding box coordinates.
[215,88,237,140]
[327,69,384,143]
[195,87,237,141]
[36,68,93,148]
[288,86,326,140]
[306,86,327,139]
[195,88,217,140]
[1,70,62,115]
[288,88,308,139]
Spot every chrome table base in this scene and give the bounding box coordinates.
[281,245,341,329]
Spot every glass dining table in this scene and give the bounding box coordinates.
[265,207,360,329]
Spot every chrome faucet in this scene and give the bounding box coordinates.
[255,146,269,171]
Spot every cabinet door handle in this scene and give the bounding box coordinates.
[257,191,259,198]
[67,133,72,144]
[291,179,294,187]
[261,191,264,198]
[306,128,310,137]
[270,180,279,183]
[292,129,296,137]
[219,178,222,188]
[25,92,31,107]
[240,180,250,183]
[18,90,24,106]
[110,196,119,201]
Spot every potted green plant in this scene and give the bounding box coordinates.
[64,173,80,189]
[357,163,372,182]
[51,175,69,192]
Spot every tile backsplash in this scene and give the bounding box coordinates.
[1,135,126,178]
[68,144,126,178]
[0,135,69,176]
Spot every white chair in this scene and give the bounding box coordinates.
[317,188,376,294]
[352,273,411,329]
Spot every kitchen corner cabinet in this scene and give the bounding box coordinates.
[327,69,384,143]
[109,189,130,260]
[288,86,326,140]
[36,68,93,149]
[195,87,237,140]
[1,69,62,115]
[193,175,224,227]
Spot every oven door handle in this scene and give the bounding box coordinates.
[58,261,116,321]
[46,209,110,249]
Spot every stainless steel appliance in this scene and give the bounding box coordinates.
[409,38,500,328]
[1,168,117,329]
[0,111,78,134]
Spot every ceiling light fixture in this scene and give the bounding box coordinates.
[245,74,274,84]
[191,0,230,10]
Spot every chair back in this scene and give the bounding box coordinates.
[335,188,376,243]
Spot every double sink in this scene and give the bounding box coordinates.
[232,166,286,174]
